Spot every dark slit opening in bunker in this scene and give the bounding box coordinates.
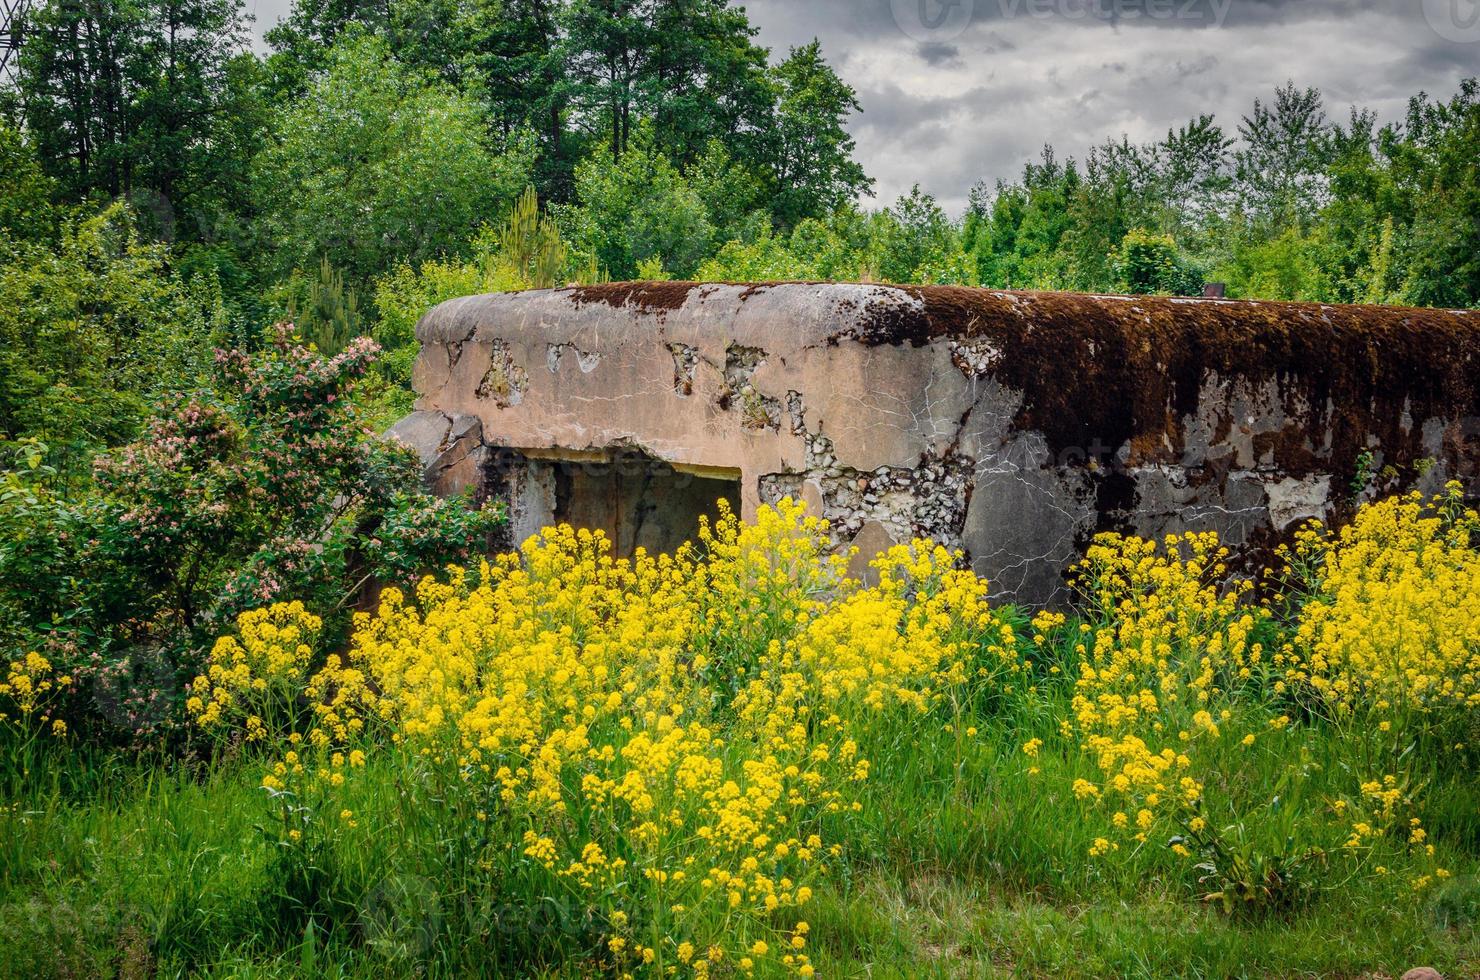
[487,447,739,558]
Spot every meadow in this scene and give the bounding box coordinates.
[2,488,1478,978]
[4,0,1480,975]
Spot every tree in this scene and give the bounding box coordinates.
[1058,142,1143,290]
[0,121,57,246]
[963,180,1021,288]
[291,256,363,356]
[984,147,1081,289]
[787,208,869,281]
[0,205,226,478]
[1235,82,1333,232]
[562,127,713,278]
[765,40,872,229]
[866,186,966,285]
[561,0,771,166]
[1159,114,1234,237]
[252,31,534,284]
[17,0,256,232]
[263,0,394,94]
[561,0,649,161]
[461,0,576,199]
[1391,79,1480,308]
[1313,107,1391,304]
[642,0,771,166]
[687,139,769,245]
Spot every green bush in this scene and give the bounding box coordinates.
[0,204,227,482]
[560,128,715,280]
[252,31,534,285]
[0,327,503,748]
[1113,228,1206,296]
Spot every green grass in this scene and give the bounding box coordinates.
[3,682,1476,979]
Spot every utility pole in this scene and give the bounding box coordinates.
[0,0,32,86]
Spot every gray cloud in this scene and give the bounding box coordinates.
[916,41,964,65]
[744,0,1479,212]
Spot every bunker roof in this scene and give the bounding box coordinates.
[418,281,1480,467]
[419,280,1479,350]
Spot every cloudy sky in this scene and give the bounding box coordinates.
[247,0,1480,213]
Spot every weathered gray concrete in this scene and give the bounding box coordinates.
[391,282,1480,605]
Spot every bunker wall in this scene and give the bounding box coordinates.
[390,282,1480,604]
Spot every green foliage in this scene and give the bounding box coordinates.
[368,251,521,429]
[1175,807,1328,919]
[965,79,1480,307]
[253,31,534,284]
[0,205,226,479]
[1391,79,1480,309]
[496,186,568,290]
[8,0,1475,309]
[789,211,871,281]
[696,228,814,282]
[0,329,504,746]
[687,140,771,246]
[374,260,509,359]
[16,0,260,241]
[634,256,673,281]
[868,186,969,285]
[561,0,772,166]
[765,41,874,229]
[288,258,363,357]
[563,128,715,279]
[1213,223,1339,302]
[452,0,573,197]
[0,441,85,650]
[1234,83,1334,233]
[0,123,58,247]
[1113,229,1204,296]
[373,185,579,361]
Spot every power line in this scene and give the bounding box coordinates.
[0,0,33,86]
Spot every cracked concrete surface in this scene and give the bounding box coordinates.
[392,282,1480,605]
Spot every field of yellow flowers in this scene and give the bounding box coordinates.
[3,488,1479,977]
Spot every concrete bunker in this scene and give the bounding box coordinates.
[485,446,738,558]
[389,282,1480,605]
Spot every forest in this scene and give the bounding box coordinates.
[2,1,1480,976]
[4,0,1480,458]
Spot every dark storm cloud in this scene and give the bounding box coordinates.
[917,41,964,65]
[742,0,1480,212]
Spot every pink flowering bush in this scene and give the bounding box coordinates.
[0,325,503,748]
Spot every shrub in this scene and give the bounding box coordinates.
[1113,228,1205,296]
[695,228,814,282]
[0,327,503,748]
[0,204,227,482]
